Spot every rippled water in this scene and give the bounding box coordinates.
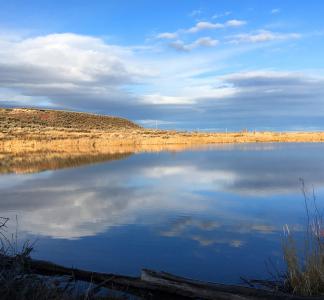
[1,143,324,283]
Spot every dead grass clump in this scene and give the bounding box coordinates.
[282,180,324,296]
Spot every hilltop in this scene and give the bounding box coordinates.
[0,108,141,131]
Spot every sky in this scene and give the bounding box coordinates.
[0,0,324,131]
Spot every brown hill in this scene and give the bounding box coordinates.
[0,108,141,131]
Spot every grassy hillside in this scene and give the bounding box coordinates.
[1,107,324,151]
[0,108,141,131]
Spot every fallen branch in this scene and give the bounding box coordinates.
[1,255,323,300]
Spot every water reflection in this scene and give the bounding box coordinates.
[0,152,132,174]
[0,143,215,174]
[0,143,323,282]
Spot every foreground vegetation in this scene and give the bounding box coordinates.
[244,182,324,297]
[282,182,324,296]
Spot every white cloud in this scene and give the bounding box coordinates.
[188,21,224,33]
[0,30,322,131]
[220,70,304,82]
[225,19,247,27]
[156,32,178,39]
[206,70,324,126]
[0,31,246,115]
[168,37,219,52]
[230,30,301,43]
[142,93,193,105]
[194,37,219,47]
[154,19,245,51]
[0,33,155,111]
[168,40,191,52]
[140,84,236,106]
[140,69,324,127]
[187,19,246,33]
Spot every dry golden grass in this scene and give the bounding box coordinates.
[1,108,324,156]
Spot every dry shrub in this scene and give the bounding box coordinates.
[282,180,324,296]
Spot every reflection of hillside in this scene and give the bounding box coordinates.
[0,152,133,174]
[0,142,222,174]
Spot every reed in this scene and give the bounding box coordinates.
[282,180,324,296]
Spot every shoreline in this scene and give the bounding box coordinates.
[1,131,324,174]
[2,130,324,153]
[1,253,320,300]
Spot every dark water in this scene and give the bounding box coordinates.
[1,143,324,284]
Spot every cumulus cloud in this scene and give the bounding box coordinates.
[0,32,322,130]
[168,40,191,52]
[230,30,300,43]
[142,93,193,104]
[155,18,245,43]
[225,19,247,27]
[188,19,246,33]
[194,37,219,47]
[0,33,153,112]
[188,71,324,130]
[188,21,224,33]
[137,70,324,130]
[156,32,178,39]
[168,37,219,52]
[220,71,322,91]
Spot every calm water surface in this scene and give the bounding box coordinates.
[1,143,324,284]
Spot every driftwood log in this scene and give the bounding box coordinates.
[2,255,324,300]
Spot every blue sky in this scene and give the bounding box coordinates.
[0,0,324,130]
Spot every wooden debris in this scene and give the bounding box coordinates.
[1,255,324,300]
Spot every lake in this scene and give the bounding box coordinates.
[1,143,324,284]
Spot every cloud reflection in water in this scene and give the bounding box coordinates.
[0,143,323,240]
